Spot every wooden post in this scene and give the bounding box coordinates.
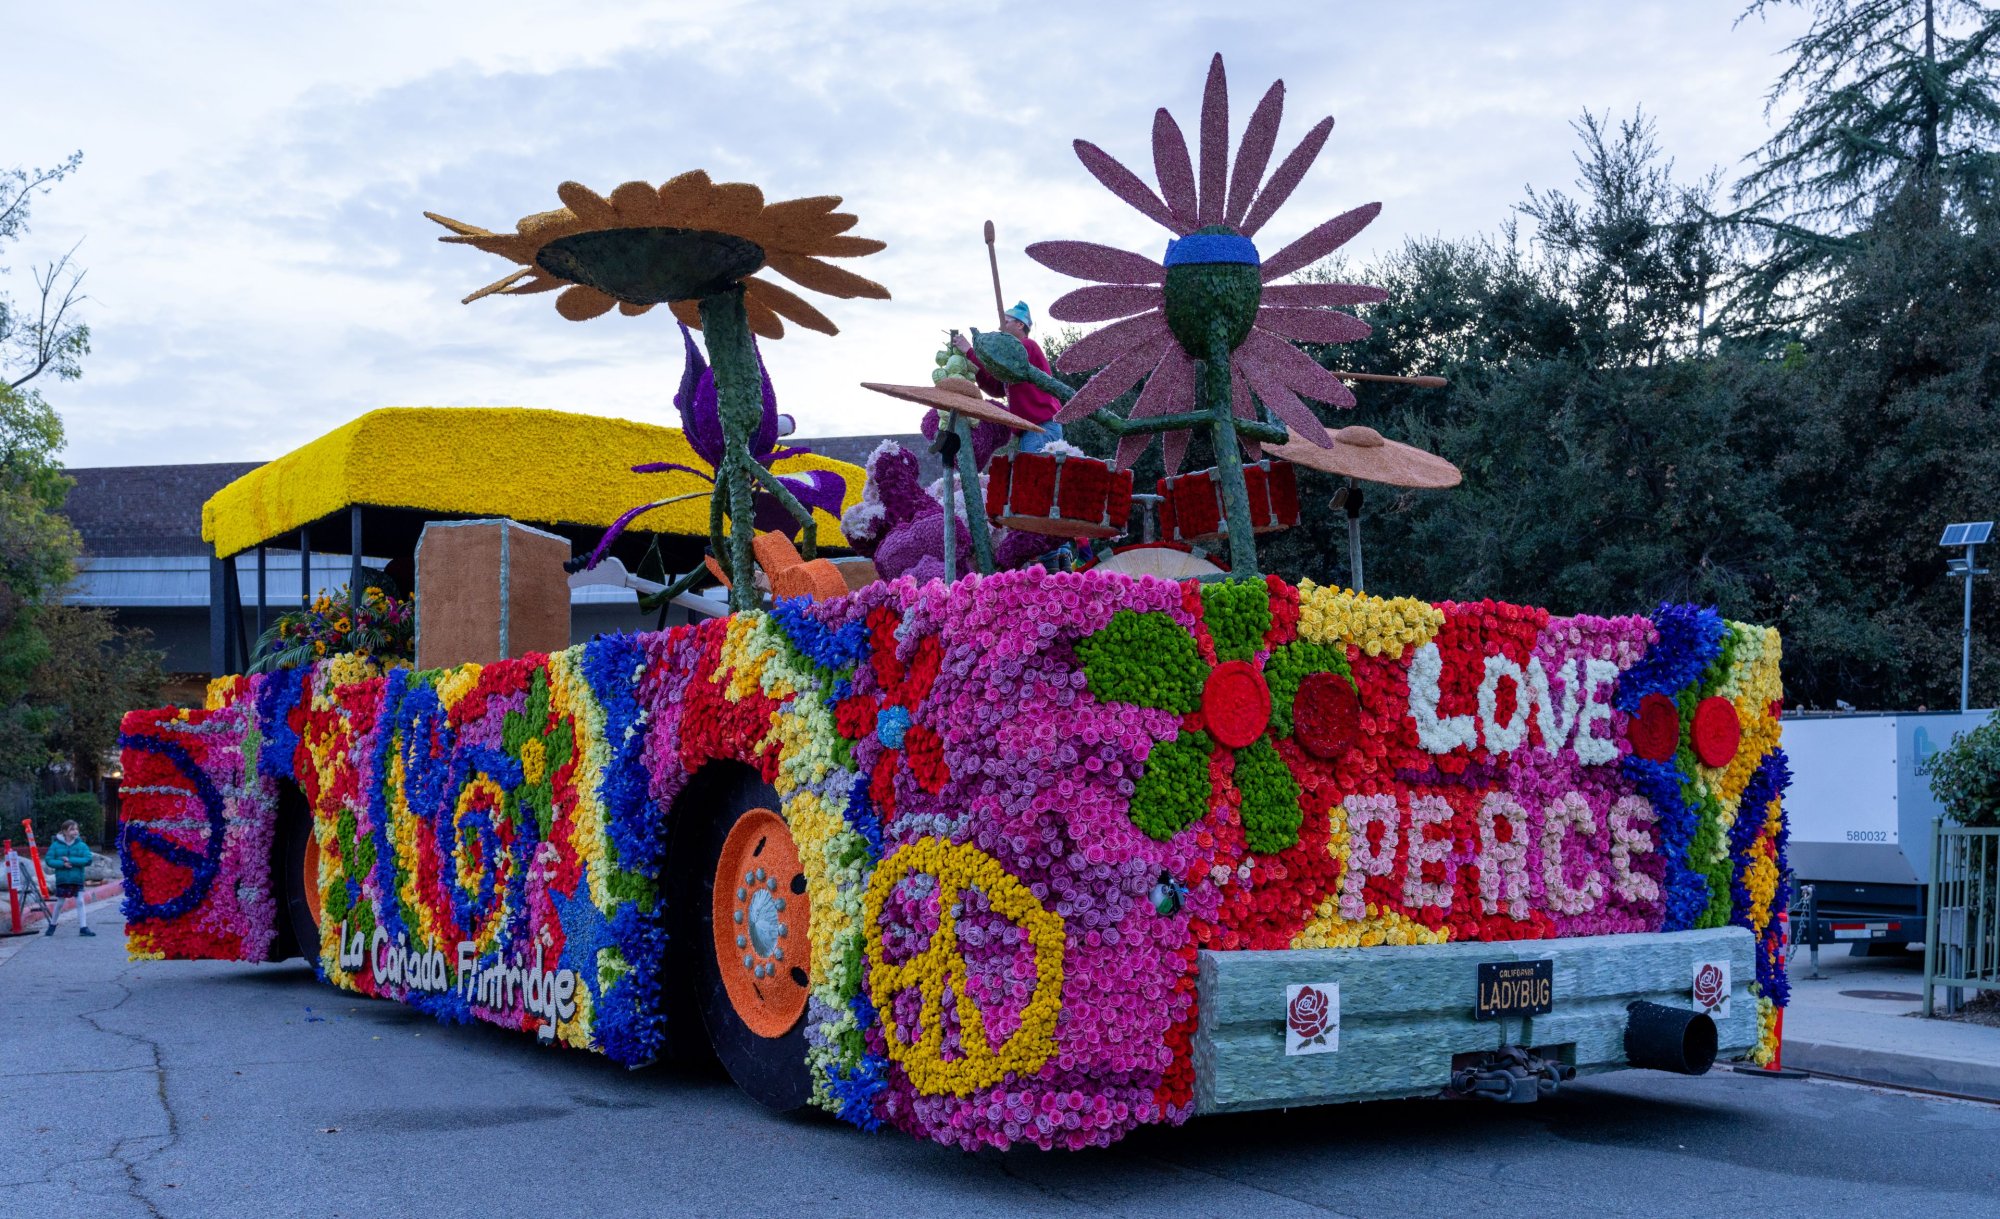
[208,557,229,678]
[227,553,248,670]
[349,505,364,612]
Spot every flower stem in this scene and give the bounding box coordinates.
[699,286,763,612]
[1202,321,1260,575]
[951,413,995,574]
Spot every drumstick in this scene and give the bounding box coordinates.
[984,220,1006,327]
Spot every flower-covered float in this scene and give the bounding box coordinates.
[118,55,1790,1152]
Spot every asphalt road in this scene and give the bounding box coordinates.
[5,915,1998,1219]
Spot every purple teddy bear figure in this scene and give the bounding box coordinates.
[841,437,1056,586]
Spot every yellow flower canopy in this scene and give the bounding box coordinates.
[200,406,864,558]
[425,171,891,339]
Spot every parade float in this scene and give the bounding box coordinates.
[117,56,1790,1150]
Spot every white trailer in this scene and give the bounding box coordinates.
[1784,710,1994,945]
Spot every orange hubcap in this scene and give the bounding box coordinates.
[302,833,323,929]
[712,809,812,1038]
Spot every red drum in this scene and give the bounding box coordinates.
[986,452,1135,539]
[1156,459,1300,543]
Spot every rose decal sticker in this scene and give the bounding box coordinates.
[1284,982,1340,1056]
[1692,960,1730,1018]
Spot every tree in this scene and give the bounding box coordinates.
[0,151,89,390]
[27,604,164,792]
[1262,114,1800,635]
[1764,196,2000,707]
[0,381,79,783]
[0,155,88,783]
[1731,0,2000,320]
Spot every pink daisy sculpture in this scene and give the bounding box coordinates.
[1030,54,1389,569]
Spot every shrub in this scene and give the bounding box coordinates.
[1923,715,2000,827]
[25,792,105,848]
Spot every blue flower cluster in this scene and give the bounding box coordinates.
[582,632,675,1066]
[827,991,891,1131]
[1618,602,1727,931]
[254,666,307,782]
[773,595,871,674]
[1733,748,1793,1003]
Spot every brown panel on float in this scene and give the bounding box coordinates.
[503,523,573,659]
[415,519,572,670]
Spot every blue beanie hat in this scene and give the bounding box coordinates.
[1005,301,1033,328]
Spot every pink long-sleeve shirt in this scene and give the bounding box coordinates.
[968,335,1064,427]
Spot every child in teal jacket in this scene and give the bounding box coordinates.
[44,820,96,937]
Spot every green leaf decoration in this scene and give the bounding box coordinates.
[1263,639,1353,738]
[1129,730,1215,841]
[1199,579,1272,663]
[503,669,574,841]
[1077,610,1205,713]
[1235,738,1303,854]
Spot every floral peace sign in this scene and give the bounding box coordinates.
[862,837,1066,1097]
[116,729,231,922]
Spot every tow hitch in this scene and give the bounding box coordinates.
[1448,1045,1577,1102]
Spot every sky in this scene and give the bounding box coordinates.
[7,0,1813,470]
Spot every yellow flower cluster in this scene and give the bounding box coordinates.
[1708,624,1784,821]
[311,652,396,706]
[200,406,864,559]
[1292,901,1454,949]
[1296,580,1445,659]
[1686,624,1784,872]
[719,613,780,702]
[546,650,610,1050]
[204,675,249,710]
[1749,994,1780,1066]
[434,663,485,714]
[862,837,1066,1097]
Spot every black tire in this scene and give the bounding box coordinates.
[667,762,813,1112]
[276,779,320,969]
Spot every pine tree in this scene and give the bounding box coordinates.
[1730,0,2000,320]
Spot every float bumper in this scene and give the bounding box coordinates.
[1192,926,1758,1114]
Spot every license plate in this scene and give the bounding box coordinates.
[1476,959,1553,1020]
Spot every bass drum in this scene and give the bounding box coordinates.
[1079,541,1228,581]
[667,762,814,1112]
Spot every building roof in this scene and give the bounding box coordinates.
[62,462,260,558]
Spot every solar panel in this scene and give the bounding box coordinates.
[1942,521,1995,546]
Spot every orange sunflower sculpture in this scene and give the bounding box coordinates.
[426,171,890,610]
[426,171,888,337]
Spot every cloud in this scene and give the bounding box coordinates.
[7,0,1807,468]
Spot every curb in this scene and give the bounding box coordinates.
[5,878,123,936]
[1784,1038,2000,1103]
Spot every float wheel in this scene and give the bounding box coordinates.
[278,780,322,967]
[669,763,814,1112]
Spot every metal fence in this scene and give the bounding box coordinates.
[1924,822,2000,1016]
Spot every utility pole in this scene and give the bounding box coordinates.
[1942,523,1993,712]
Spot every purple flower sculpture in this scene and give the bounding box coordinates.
[579,325,848,570]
